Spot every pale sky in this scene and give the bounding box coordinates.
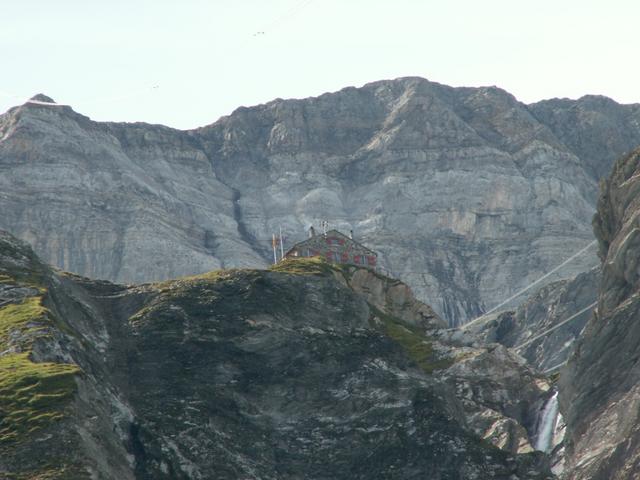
[2,0,639,130]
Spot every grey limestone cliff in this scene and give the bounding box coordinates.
[2,79,640,325]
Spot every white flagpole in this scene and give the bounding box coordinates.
[272,234,278,264]
[279,226,285,260]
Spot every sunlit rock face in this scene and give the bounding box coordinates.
[560,147,640,479]
[2,79,640,324]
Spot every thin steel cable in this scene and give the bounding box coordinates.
[514,301,597,350]
[543,361,567,375]
[462,241,598,330]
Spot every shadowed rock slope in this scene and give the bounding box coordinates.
[2,79,640,325]
[560,147,640,479]
[0,231,554,479]
[472,267,599,371]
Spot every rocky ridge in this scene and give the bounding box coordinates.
[560,147,640,479]
[0,230,554,479]
[2,78,640,324]
[472,267,599,371]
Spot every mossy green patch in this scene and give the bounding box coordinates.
[0,297,80,444]
[270,258,395,289]
[0,352,79,443]
[0,259,47,290]
[0,238,48,289]
[0,297,49,349]
[0,271,47,292]
[269,257,339,276]
[152,269,258,302]
[155,268,238,290]
[132,269,259,325]
[371,305,453,374]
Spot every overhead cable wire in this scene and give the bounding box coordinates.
[514,301,598,351]
[9,2,315,112]
[257,0,314,35]
[543,361,567,375]
[461,240,598,330]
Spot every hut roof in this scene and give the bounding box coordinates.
[284,229,377,257]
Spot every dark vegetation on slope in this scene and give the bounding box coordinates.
[0,235,554,479]
[0,234,83,478]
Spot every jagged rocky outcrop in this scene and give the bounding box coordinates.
[560,147,640,479]
[529,96,640,180]
[472,267,600,371]
[0,231,554,479]
[3,79,640,324]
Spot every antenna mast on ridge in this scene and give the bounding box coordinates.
[271,233,278,264]
[279,225,285,260]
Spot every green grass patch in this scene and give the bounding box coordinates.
[270,257,396,290]
[0,238,83,453]
[0,353,79,443]
[132,269,255,325]
[155,268,237,289]
[0,238,48,289]
[0,297,80,444]
[371,304,453,374]
[0,271,47,291]
[151,268,252,294]
[269,257,339,276]
[0,297,49,350]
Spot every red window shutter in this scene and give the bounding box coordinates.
[354,255,361,264]
[341,253,349,262]
[367,256,377,266]
[339,238,345,245]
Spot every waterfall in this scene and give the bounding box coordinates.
[535,391,560,453]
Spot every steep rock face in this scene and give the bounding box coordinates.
[0,232,553,479]
[0,99,264,282]
[560,147,640,479]
[196,79,608,325]
[529,96,640,180]
[472,267,599,371]
[3,79,639,324]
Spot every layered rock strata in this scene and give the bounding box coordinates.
[3,79,639,324]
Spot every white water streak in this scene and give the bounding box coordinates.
[535,392,559,452]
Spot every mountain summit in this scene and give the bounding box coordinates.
[28,93,56,103]
[1,77,640,325]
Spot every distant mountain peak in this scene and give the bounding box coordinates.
[28,93,56,103]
